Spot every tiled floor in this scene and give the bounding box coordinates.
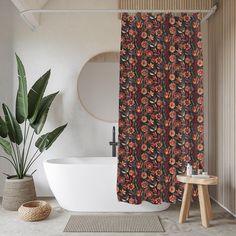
[0,198,236,236]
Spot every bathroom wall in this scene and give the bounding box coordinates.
[0,0,121,196]
[208,0,236,216]
[0,0,209,197]
[0,0,15,195]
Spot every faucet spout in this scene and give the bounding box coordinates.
[109,126,118,157]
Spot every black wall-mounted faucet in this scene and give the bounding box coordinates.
[109,126,118,157]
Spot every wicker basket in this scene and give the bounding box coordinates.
[18,200,51,222]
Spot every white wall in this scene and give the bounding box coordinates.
[0,0,120,196]
[0,0,15,195]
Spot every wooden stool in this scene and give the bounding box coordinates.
[177,175,218,228]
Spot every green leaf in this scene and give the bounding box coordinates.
[35,124,67,152]
[31,92,59,134]
[15,54,28,123]
[0,137,12,156]
[0,116,8,138]
[28,70,50,124]
[2,104,23,145]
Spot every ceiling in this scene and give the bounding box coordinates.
[11,0,49,30]
[10,0,119,30]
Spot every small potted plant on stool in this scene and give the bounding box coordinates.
[0,54,67,210]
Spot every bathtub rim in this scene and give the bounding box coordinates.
[43,157,117,165]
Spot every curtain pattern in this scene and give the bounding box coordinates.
[117,13,204,204]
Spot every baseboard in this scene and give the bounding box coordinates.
[210,196,236,218]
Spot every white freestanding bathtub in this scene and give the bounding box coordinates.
[44,157,170,212]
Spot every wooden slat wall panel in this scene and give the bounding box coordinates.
[215,0,223,207]
[235,0,236,214]
[228,0,235,213]
[208,11,217,200]
[119,0,212,18]
[119,0,212,9]
[202,22,209,172]
[208,0,236,215]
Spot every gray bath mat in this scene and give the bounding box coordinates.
[64,214,164,232]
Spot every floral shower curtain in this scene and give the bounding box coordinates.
[117,13,204,204]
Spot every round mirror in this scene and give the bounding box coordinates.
[77,52,119,123]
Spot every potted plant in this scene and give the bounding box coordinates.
[0,55,67,210]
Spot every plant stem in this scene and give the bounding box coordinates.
[9,141,19,169]
[23,151,42,176]
[22,122,30,171]
[30,169,37,176]
[21,121,27,168]
[7,140,20,177]
[24,149,39,172]
[15,144,23,178]
[24,130,35,170]
[9,154,20,177]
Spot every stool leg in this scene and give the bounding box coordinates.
[198,185,209,228]
[204,185,213,220]
[179,183,192,223]
[186,199,191,218]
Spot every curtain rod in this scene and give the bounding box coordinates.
[21,5,217,15]
[20,5,217,29]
